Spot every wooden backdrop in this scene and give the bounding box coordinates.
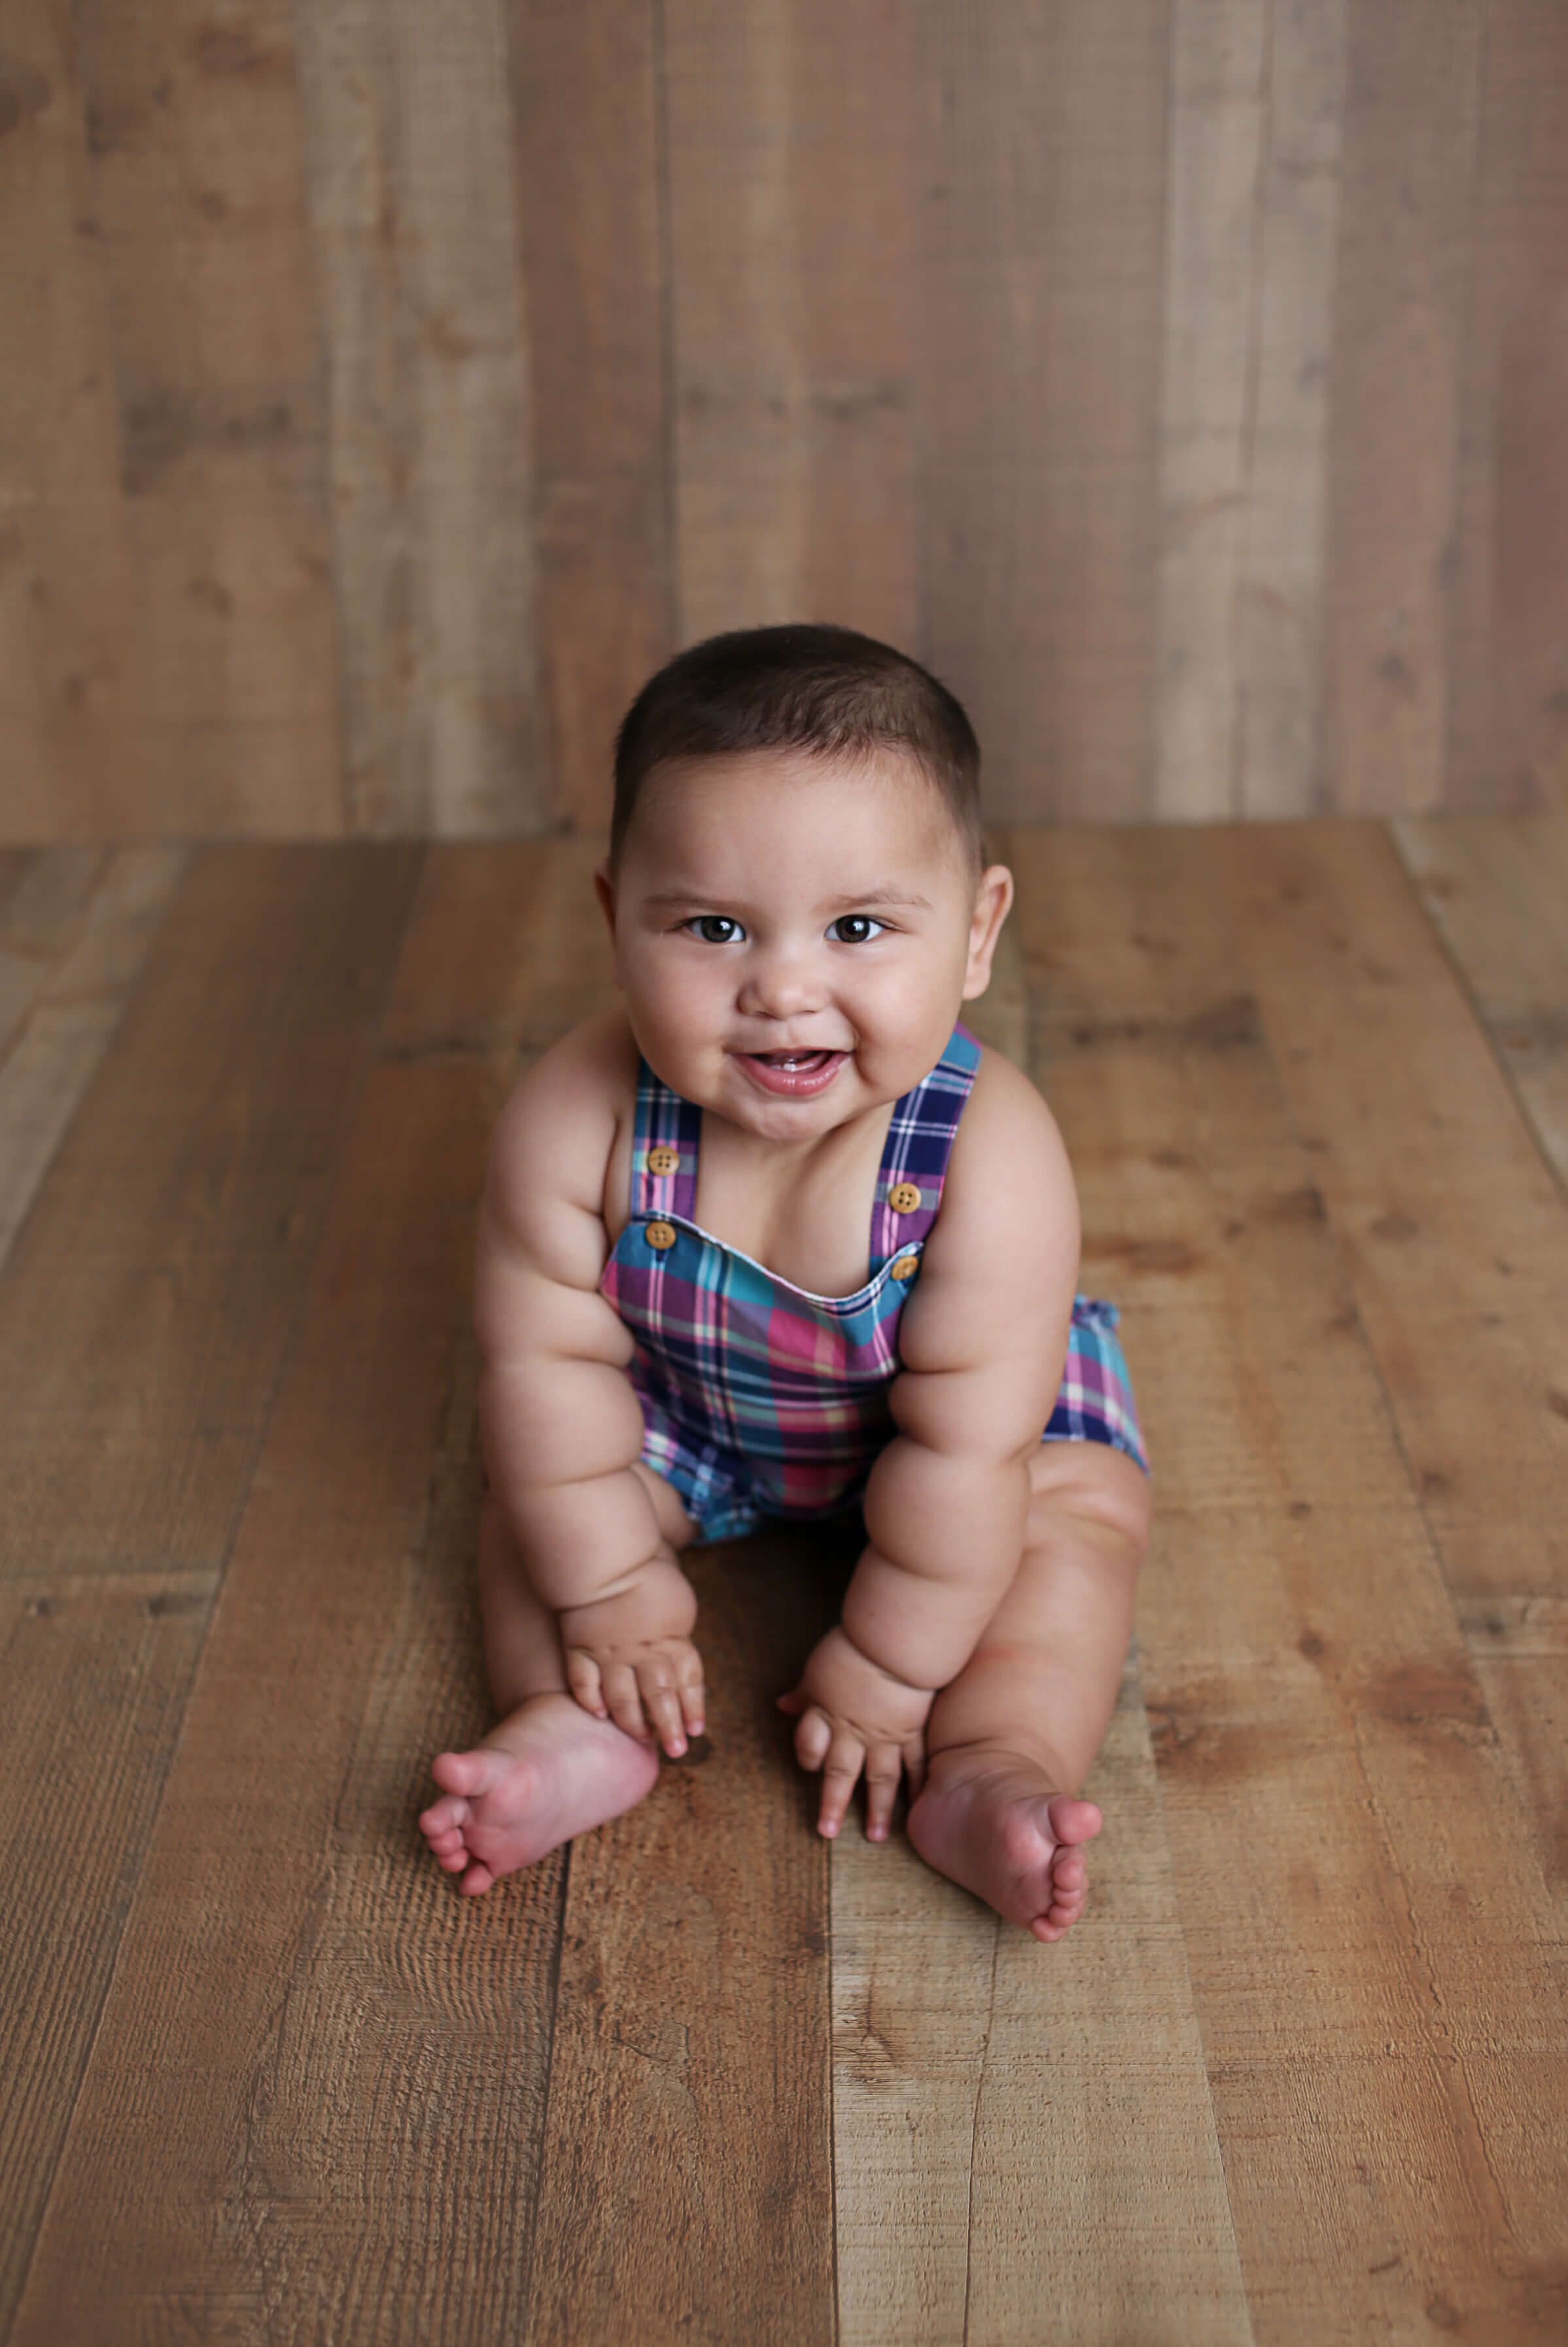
[4,0,1567,841]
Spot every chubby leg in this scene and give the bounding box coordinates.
[906,1442,1149,1941]
[419,1474,696,1894]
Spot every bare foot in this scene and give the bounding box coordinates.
[906,1745,1102,1941]
[419,1692,660,1895]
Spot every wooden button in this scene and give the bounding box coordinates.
[647,1145,679,1176]
[890,1253,919,1282]
[644,1219,677,1251]
[888,1181,922,1214]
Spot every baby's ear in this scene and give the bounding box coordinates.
[962,864,1015,1000]
[593,861,617,934]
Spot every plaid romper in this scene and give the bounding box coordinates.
[599,1024,1147,1545]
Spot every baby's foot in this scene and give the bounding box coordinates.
[419,1692,659,1895]
[906,1745,1102,1941]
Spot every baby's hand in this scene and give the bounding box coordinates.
[778,1625,933,1843]
[559,1557,705,1758]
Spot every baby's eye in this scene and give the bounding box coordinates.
[828,914,886,945]
[685,913,744,945]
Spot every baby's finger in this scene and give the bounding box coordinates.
[863,1747,903,1843]
[563,1647,608,1721]
[816,1732,867,1841]
[639,1670,689,1759]
[791,1704,833,1773]
[676,1648,706,1738]
[601,1663,650,1744]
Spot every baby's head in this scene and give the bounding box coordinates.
[598,628,1013,1134]
[610,625,983,879]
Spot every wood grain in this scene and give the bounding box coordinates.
[295,0,540,834]
[0,845,420,1582]
[73,0,343,834]
[1210,821,1568,1603]
[1444,0,1568,813]
[0,844,186,1265]
[1393,809,1568,1187]
[833,1657,1249,2347]
[664,0,916,652]
[1322,0,1485,813]
[918,0,1168,822]
[10,1056,568,2344]
[1013,825,1568,2340]
[1234,0,1348,817]
[0,846,417,2337]
[1153,0,1268,818]
[0,1572,217,2333]
[0,11,149,836]
[509,0,671,830]
[527,1529,837,2347]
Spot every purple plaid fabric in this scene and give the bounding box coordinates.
[599,1024,1147,1544]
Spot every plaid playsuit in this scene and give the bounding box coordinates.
[599,1024,1147,1544]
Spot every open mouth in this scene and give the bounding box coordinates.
[737,1048,847,1096]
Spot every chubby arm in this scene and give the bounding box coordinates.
[476,1013,702,1754]
[783,1051,1080,1835]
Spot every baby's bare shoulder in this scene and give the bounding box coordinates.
[479,1011,638,1317]
[940,1047,1077,1237]
[897,1047,1079,1393]
[488,1011,636,1219]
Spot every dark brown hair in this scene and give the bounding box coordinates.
[610,625,982,870]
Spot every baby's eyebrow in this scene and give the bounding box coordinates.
[823,886,935,913]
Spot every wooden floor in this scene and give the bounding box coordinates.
[1,820,1565,2346]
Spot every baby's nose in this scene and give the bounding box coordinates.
[737,944,824,1017]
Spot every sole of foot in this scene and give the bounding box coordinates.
[907,1752,1102,1941]
[419,1692,660,1895]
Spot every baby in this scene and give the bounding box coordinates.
[420,626,1150,1941]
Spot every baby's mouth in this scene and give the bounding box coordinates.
[737,1047,847,1096]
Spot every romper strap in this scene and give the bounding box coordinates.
[631,1060,701,1221]
[868,1024,981,1268]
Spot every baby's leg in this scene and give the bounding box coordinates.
[420,1475,694,1894]
[906,1442,1149,1940]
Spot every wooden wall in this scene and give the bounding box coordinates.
[3,1,1567,839]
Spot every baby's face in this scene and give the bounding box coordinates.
[598,748,1011,1141]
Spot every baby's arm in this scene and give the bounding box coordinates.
[782,1052,1080,1835]
[476,1015,703,1756]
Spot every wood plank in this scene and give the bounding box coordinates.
[0,7,149,836]
[664,0,916,651]
[508,0,671,830]
[0,845,421,1582]
[527,1527,837,2347]
[1321,3,1485,812]
[918,1,1168,820]
[1153,0,1349,819]
[75,0,341,833]
[0,846,418,2338]
[1443,0,1568,813]
[1393,810,1568,1187]
[11,1056,569,2344]
[0,844,187,1265]
[1206,820,1567,1602]
[1153,0,1268,818]
[0,1573,216,2333]
[295,0,541,833]
[1010,826,1568,2340]
[833,1658,1249,2347]
[1234,0,1348,818]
